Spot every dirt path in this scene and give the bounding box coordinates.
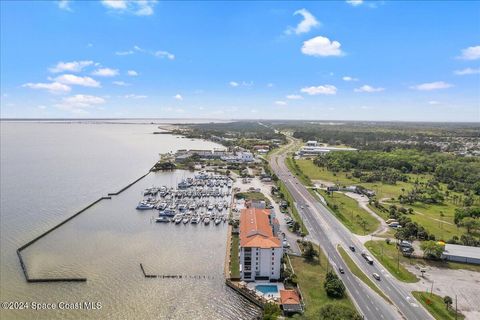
[343,192,390,236]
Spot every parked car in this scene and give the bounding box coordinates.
[372,273,381,280]
[282,241,290,248]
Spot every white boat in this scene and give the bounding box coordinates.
[214,218,222,225]
[155,216,170,223]
[174,214,183,224]
[183,216,190,224]
[191,216,200,224]
[204,217,210,225]
[136,202,154,210]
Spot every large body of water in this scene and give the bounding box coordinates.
[0,121,259,319]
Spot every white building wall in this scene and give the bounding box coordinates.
[240,246,282,281]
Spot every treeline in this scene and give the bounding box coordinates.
[273,120,480,152]
[183,121,286,143]
[313,149,480,194]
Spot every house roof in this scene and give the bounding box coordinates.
[239,208,280,248]
[280,290,301,305]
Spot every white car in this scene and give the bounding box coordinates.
[372,273,381,281]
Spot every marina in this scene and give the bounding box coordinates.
[136,172,233,227]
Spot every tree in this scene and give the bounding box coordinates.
[459,217,480,234]
[443,296,453,310]
[302,241,318,262]
[420,241,445,259]
[324,271,345,298]
[263,302,281,320]
[317,303,362,320]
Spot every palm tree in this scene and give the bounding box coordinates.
[443,296,453,310]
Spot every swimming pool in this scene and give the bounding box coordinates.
[255,284,279,294]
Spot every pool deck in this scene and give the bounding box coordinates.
[247,281,284,299]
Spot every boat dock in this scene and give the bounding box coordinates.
[136,171,233,227]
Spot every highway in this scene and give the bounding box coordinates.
[269,143,434,320]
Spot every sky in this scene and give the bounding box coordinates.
[1,0,479,122]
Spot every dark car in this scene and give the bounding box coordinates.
[349,246,355,252]
[338,267,345,274]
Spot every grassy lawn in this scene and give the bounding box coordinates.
[337,245,391,303]
[412,291,464,320]
[230,234,240,278]
[320,190,379,235]
[289,247,357,318]
[234,191,271,206]
[364,241,419,283]
[297,159,477,241]
[277,180,308,235]
[285,156,312,186]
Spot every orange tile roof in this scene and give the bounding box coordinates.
[239,208,281,248]
[280,290,301,305]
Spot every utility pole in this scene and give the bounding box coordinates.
[430,280,434,297]
[455,294,458,320]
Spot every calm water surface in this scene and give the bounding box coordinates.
[0,121,259,319]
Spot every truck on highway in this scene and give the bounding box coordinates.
[361,251,374,265]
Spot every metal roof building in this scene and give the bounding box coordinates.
[441,244,480,265]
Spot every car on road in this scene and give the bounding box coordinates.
[300,205,304,209]
[372,273,381,280]
[349,246,355,252]
[338,267,345,274]
[282,240,290,248]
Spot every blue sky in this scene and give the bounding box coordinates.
[1,0,479,121]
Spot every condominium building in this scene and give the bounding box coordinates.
[239,208,282,281]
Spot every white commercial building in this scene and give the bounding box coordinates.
[239,208,282,281]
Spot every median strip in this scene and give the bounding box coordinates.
[337,245,391,304]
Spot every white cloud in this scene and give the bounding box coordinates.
[115,50,134,56]
[101,0,127,9]
[410,81,453,91]
[428,101,441,105]
[346,0,363,6]
[457,45,480,60]
[124,94,147,99]
[37,105,47,110]
[285,9,320,35]
[49,60,94,73]
[127,70,138,76]
[58,0,72,11]
[301,36,344,57]
[354,85,384,93]
[87,43,93,48]
[286,94,303,100]
[22,82,71,94]
[56,94,105,111]
[229,81,239,87]
[275,101,287,106]
[454,67,480,75]
[91,68,119,77]
[174,94,183,101]
[113,81,129,86]
[101,0,157,16]
[342,76,358,81]
[267,83,274,88]
[55,74,101,87]
[154,50,175,60]
[301,85,337,95]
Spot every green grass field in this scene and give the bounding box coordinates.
[297,159,476,241]
[234,191,271,206]
[364,240,419,283]
[290,247,357,318]
[412,291,464,320]
[285,157,313,186]
[337,245,391,303]
[230,234,240,278]
[320,190,379,235]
